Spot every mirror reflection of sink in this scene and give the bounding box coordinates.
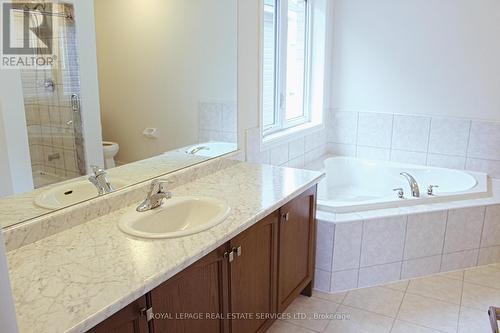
[34,179,128,210]
[118,196,231,239]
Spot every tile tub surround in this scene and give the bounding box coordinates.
[1,154,238,251]
[6,162,324,333]
[327,111,500,178]
[314,203,500,293]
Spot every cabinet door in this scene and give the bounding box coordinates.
[150,245,229,333]
[86,296,149,333]
[229,212,279,333]
[277,186,317,312]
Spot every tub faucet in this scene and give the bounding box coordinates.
[400,172,420,198]
[136,179,172,212]
[89,165,114,195]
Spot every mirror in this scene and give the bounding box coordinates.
[0,0,238,228]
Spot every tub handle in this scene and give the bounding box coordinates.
[393,188,404,199]
[428,185,439,196]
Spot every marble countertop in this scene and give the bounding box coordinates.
[6,162,324,333]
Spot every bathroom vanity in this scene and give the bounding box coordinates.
[5,161,323,333]
[88,187,316,333]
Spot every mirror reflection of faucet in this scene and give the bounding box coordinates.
[188,146,210,155]
[88,165,115,195]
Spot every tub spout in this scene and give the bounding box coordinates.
[400,172,420,198]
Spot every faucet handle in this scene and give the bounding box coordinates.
[428,185,439,196]
[90,165,105,176]
[88,176,105,195]
[393,188,404,199]
[149,179,171,194]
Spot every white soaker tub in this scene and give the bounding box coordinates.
[317,157,489,213]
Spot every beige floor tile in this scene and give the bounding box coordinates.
[271,267,499,332]
[312,290,346,304]
[324,305,394,333]
[489,263,500,271]
[464,265,500,288]
[438,270,465,280]
[461,282,500,312]
[283,295,340,332]
[397,293,460,333]
[391,320,444,333]
[382,280,409,292]
[267,320,317,333]
[406,274,463,304]
[458,306,493,333]
[342,286,404,317]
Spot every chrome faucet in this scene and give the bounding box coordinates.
[136,179,172,212]
[188,146,210,155]
[88,165,114,195]
[400,172,420,198]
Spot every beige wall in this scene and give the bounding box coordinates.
[331,0,500,120]
[94,0,237,164]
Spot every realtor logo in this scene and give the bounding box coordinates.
[1,2,56,69]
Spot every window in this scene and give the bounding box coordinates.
[262,0,311,136]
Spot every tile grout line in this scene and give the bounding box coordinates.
[337,303,397,320]
[475,206,488,266]
[389,114,395,157]
[399,215,409,280]
[355,220,365,288]
[395,318,450,333]
[424,117,433,165]
[464,120,473,162]
[327,223,336,292]
[456,267,467,333]
[438,210,451,272]
[388,278,410,332]
[403,290,463,308]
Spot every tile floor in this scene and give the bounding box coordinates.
[268,264,500,333]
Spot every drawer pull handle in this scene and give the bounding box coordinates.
[282,212,290,222]
[141,307,154,322]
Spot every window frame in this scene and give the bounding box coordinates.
[262,0,313,137]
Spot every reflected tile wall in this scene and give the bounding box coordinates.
[198,101,237,144]
[21,5,82,188]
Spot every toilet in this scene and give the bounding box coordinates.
[102,141,119,169]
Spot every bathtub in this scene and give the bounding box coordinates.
[317,157,489,213]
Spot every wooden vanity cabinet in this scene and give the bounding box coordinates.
[229,211,279,333]
[149,244,230,333]
[86,186,316,333]
[277,187,317,312]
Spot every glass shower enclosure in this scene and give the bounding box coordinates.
[18,2,86,189]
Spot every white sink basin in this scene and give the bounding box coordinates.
[34,179,128,210]
[118,196,231,239]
